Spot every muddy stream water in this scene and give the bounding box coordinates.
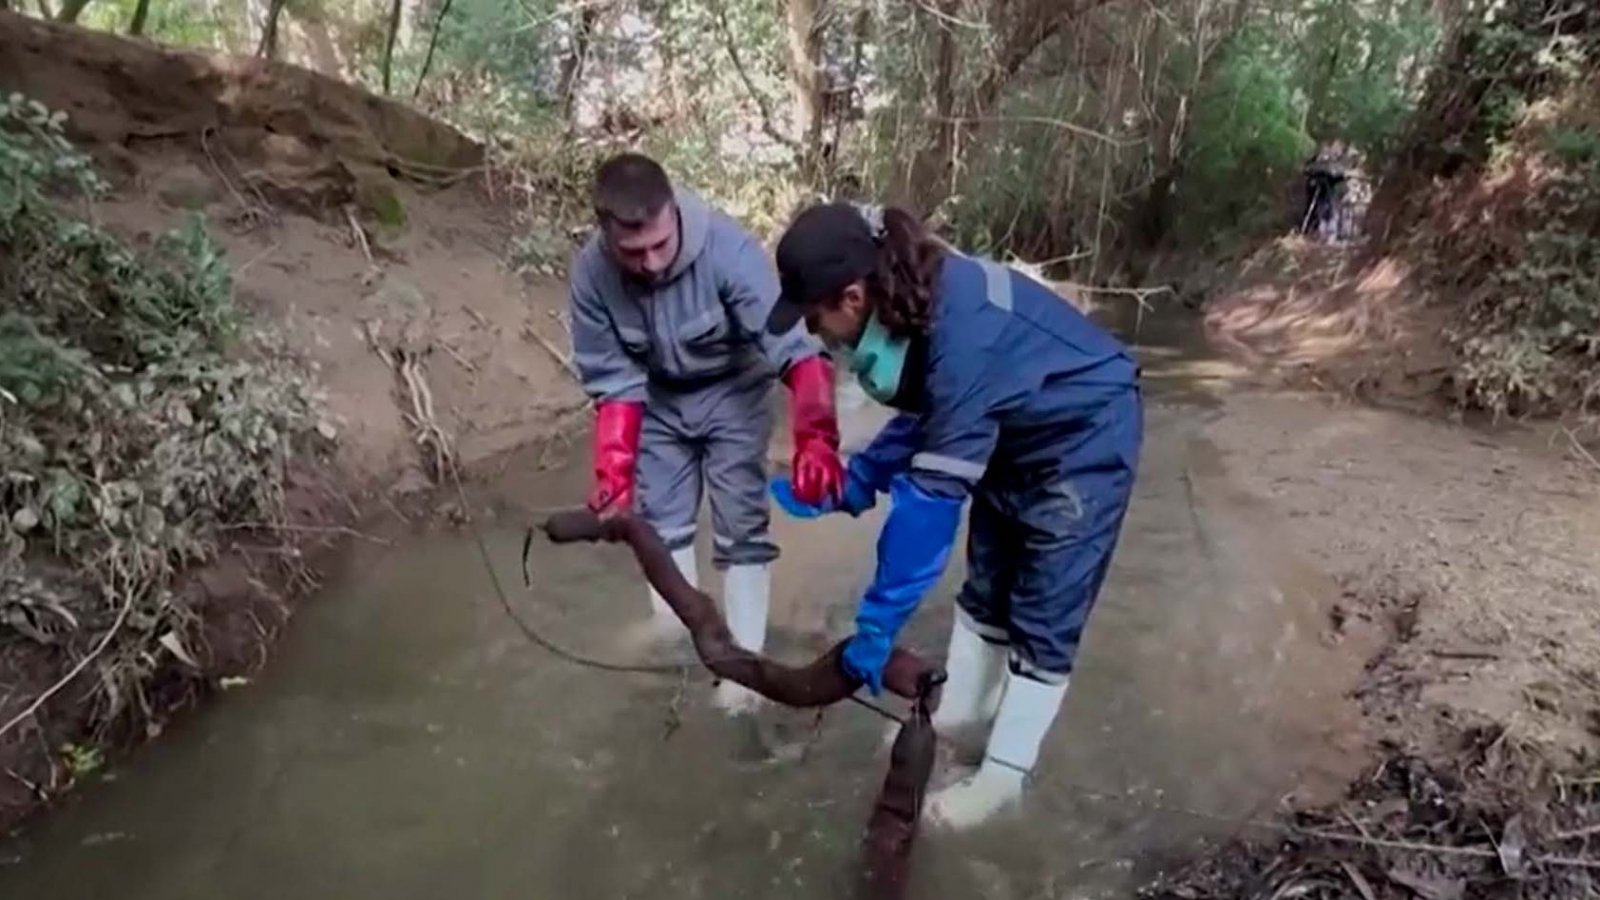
[0,304,1372,899]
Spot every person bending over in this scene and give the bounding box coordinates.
[767,201,1143,828]
[568,153,845,713]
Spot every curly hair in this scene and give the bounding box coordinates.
[864,207,947,341]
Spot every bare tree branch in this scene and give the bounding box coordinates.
[555,1,601,123]
[904,0,1124,204]
[411,0,456,99]
[709,0,798,150]
[783,0,829,175]
[255,0,288,57]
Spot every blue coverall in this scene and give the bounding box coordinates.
[777,252,1143,691]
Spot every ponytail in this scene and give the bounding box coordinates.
[865,208,946,340]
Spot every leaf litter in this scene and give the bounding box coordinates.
[1142,727,1600,900]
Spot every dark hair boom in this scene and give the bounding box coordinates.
[592,152,674,228]
[866,208,946,340]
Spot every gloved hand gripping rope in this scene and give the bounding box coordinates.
[538,508,943,900]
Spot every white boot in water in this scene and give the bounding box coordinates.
[881,612,1006,758]
[648,546,698,641]
[926,670,1069,831]
[618,546,697,652]
[930,613,1008,749]
[712,563,770,715]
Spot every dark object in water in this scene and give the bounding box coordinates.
[541,509,942,704]
[860,673,940,898]
[540,508,943,899]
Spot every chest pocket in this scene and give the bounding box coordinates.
[668,290,749,382]
[678,299,738,353]
[614,322,652,361]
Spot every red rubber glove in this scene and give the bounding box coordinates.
[784,355,845,507]
[588,401,643,517]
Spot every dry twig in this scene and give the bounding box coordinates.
[1562,427,1599,473]
[0,587,137,741]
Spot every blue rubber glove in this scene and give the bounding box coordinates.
[840,474,964,694]
[770,456,880,519]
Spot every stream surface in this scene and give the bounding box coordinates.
[0,302,1370,899]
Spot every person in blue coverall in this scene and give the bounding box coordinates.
[764,201,1144,831]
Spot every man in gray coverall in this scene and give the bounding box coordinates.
[567,153,845,713]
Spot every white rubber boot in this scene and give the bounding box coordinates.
[618,546,696,653]
[648,546,698,641]
[881,612,1006,758]
[925,670,1069,831]
[712,563,770,715]
[931,613,1008,742]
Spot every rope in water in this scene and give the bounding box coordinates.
[464,477,913,719]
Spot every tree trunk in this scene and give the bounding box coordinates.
[555,2,601,123]
[902,0,1119,211]
[410,0,454,99]
[783,0,828,178]
[255,0,287,57]
[711,0,794,150]
[396,0,417,57]
[653,0,686,120]
[297,16,347,77]
[900,0,960,208]
[55,0,92,23]
[381,0,403,94]
[128,0,151,34]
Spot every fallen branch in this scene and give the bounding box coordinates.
[1291,826,1600,871]
[1056,281,1175,299]
[537,507,944,900]
[933,114,1135,147]
[343,204,374,265]
[523,323,582,384]
[1430,648,1500,661]
[0,587,137,742]
[1562,427,1599,473]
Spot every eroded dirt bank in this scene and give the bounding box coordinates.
[0,12,583,830]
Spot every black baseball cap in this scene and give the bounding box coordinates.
[765,202,879,336]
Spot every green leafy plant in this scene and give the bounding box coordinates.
[1455,161,1600,417]
[1179,25,1315,247]
[0,95,325,734]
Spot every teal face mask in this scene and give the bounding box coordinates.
[848,314,910,405]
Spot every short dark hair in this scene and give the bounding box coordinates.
[592,152,674,228]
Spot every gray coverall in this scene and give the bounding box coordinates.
[568,188,822,568]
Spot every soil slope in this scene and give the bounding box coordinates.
[0,12,584,829]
